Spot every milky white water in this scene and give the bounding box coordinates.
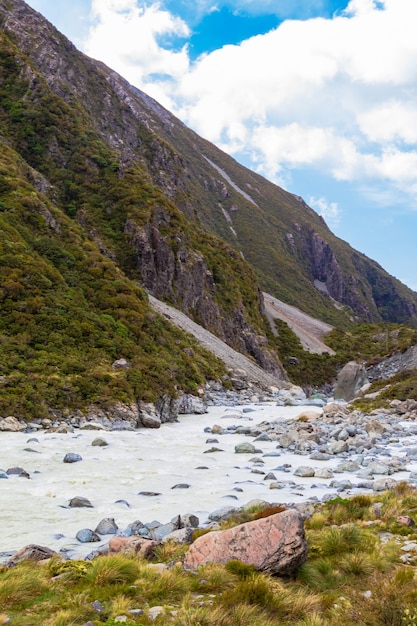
[1,402,417,560]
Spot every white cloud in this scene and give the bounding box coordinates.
[84,0,190,106]
[81,0,417,204]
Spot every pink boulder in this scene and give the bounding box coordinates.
[108,536,160,560]
[184,509,308,576]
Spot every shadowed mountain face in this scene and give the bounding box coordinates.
[0,0,416,416]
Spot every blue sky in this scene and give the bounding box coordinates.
[26,0,417,291]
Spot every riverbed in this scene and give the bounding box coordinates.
[1,401,417,560]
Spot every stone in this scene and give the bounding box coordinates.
[7,544,59,567]
[177,393,207,415]
[373,478,397,492]
[6,466,30,478]
[296,410,322,422]
[151,522,177,541]
[69,496,94,508]
[80,422,106,431]
[0,416,25,432]
[112,358,131,370]
[314,468,334,479]
[235,442,256,454]
[397,516,415,527]
[177,513,199,528]
[277,386,307,406]
[334,361,368,401]
[138,402,161,428]
[109,536,160,559]
[334,461,360,473]
[365,419,386,434]
[208,505,240,522]
[91,437,108,446]
[367,461,391,475]
[63,452,82,463]
[294,466,315,477]
[76,529,101,543]
[329,440,349,454]
[95,518,119,535]
[184,509,308,576]
[162,527,194,544]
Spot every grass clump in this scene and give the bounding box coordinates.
[6,488,417,624]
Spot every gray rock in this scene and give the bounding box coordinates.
[235,442,256,454]
[330,479,352,490]
[309,451,331,461]
[63,452,82,463]
[329,440,349,454]
[76,528,101,543]
[334,361,368,401]
[7,466,30,478]
[294,466,315,477]
[95,518,119,535]
[151,522,177,541]
[367,461,392,475]
[91,437,108,447]
[314,468,334,479]
[373,478,397,492]
[7,544,59,567]
[334,460,361,473]
[69,496,93,508]
[208,505,240,522]
[177,513,199,528]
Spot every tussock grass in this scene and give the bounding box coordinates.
[84,554,140,586]
[0,562,48,608]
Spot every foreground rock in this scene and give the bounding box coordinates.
[184,509,307,576]
[7,544,59,567]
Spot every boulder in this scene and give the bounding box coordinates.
[0,416,25,432]
[95,518,119,535]
[184,509,308,576]
[7,544,59,567]
[138,402,161,429]
[6,466,30,478]
[91,437,108,447]
[177,393,207,415]
[162,527,194,544]
[69,496,94,508]
[63,452,82,463]
[76,529,101,543]
[235,442,256,454]
[334,361,368,401]
[294,466,315,477]
[109,536,159,559]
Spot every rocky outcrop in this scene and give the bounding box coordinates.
[183,509,308,576]
[125,212,285,376]
[292,226,375,320]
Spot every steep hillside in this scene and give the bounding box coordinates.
[1,0,417,331]
[1,0,417,419]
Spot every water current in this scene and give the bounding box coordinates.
[1,402,416,560]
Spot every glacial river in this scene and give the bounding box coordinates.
[1,402,416,560]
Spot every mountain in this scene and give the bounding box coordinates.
[0,0,416,419]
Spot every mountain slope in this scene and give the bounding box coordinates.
[0,0,417,420]
[2,0,417,332]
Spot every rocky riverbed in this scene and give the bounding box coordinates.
[2,387,417,564]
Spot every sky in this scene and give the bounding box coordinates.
[25,0,417,291]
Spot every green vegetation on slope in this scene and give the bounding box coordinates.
[0,140,226,418]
